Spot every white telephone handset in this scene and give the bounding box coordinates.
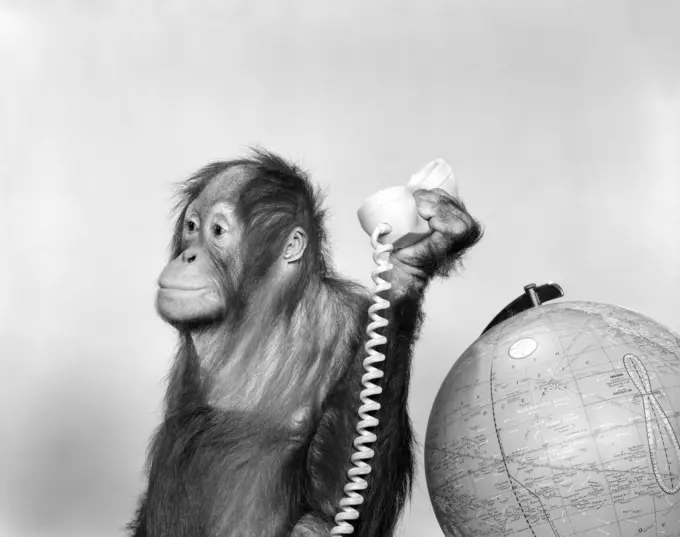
[332,159,458,535]
[357,158,459,248]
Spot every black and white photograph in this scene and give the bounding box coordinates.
[2,2,679,536]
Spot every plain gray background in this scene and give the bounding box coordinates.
[1,1,679,536]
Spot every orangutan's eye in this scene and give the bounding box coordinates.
[186,220,198,233]
[213,224,225,237]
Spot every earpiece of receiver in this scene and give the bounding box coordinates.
[357,158,458,249]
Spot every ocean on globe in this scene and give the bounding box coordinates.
[425,301,680,537]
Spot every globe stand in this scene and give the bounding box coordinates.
[481,282,564,334]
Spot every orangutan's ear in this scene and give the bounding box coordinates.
[282,227,308,263]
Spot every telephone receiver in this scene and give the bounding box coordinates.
[357,158,459,249]
[334,159,460,533]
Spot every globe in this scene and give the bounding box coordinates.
[424,299,680,537]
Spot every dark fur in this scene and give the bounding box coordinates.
[129,149,482,536]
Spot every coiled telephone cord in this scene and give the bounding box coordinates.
[330,223,393,535]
